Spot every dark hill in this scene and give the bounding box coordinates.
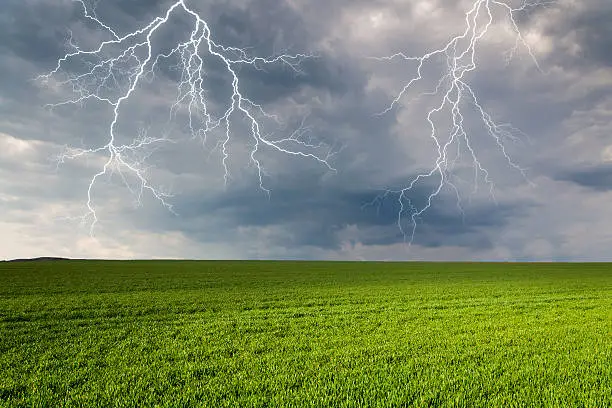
[4,257,71,262]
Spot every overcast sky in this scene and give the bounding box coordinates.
[1,0,611,260]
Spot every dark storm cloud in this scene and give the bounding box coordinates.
[238,57,356,102]
[555,163,612,192]
[196,0,358,101]
[0,0,367,147]
[0,2,78,106]
[0,2,74,65]
[0,0,356,111]
[566,5,612,67]
[208,0,310,50]
[167,172,530,251]
[538,0,612,69]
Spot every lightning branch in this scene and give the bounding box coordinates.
[368,0,552,245]
[38,0,335,234]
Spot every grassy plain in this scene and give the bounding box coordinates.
[0,260,610,407]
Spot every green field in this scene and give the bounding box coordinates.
[0,261,610,407]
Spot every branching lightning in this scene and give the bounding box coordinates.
[368,0,552,245]
[38,0,335,234]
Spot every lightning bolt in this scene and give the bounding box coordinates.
[37,0,335,234]
[368,0,551,245]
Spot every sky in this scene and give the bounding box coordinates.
[1,0,611,261]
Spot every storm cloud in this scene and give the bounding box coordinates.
[1,0,612,260]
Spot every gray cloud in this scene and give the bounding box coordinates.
[153,171,532,253]
[555,163,612,192]
[548,1,612,68]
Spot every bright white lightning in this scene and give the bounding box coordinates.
[369,0,551,245]
[37,0,335,234]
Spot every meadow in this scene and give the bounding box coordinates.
[0,260,610,407]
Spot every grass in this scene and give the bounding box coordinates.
[0,260,610,407]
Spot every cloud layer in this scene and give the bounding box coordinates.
[1,0,612,260]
